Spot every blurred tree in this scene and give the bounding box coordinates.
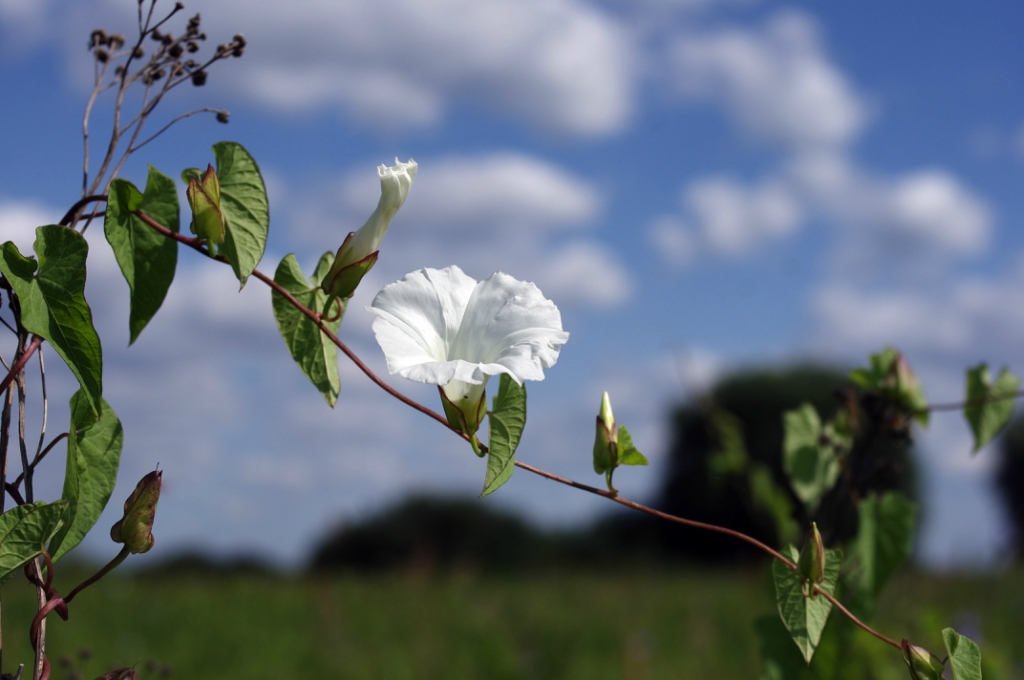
[310,496,553,573]
[996,416,1024,555]
[601,365,918,563]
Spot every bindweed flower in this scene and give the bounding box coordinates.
[369,265,568,440]
[321,158,417,302]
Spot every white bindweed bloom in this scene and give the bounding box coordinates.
[322,158,418,299]
[369,265,569,435]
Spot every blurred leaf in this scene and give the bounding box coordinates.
[272,252,342,406]
[49,389,124,561]
[851,347,929,425]
[104,167,179,343]
[708,409,749,476]
[617,425,648,466]
[943,628,982,680]
[965,364,1020,452]
[749,463,800,546]
[211,142,269,286]
[0,501,68,586]
[482,374,526,497]
[847,492,916,612]
[783,404,840,512]
[773,544,842,664]
[0,226,102,415]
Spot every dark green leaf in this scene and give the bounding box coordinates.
[943,628,983,680]
[773,544,842,664]
[0,501,68,586]
[212,142,269,286]
[0,226,103,415]
[482,374,526,497]
[272,253,343,406]
[848,492,916,611]
[48,389,123,562]
[965,364,1020,452]
[783,404,840,512]
[104,168,179,344]
[617,425,648,466]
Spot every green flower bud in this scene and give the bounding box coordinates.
[320,231,379,300]
[593,391,618,475]
[110,470,162,554]
[901,640,946,680]
[439,380,488,444]
[797,522,826,595]
[186,164,225,247]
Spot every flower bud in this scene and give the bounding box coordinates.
[321,159,416,300]
[593,391,618,474]
[797,522,826,594]
[110,470,162,554]
[439,380,487,442]
[901,640,945,680]
[186,164,224,247]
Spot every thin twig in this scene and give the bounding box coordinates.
[59,195,108,228]
[32,348,47,470]
[135,207,902,650]
[129,108,226,154]
[13,433,68,489]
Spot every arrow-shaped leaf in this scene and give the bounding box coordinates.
[482,374,526,497]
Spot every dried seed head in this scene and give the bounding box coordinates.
[89,29,108,49]
[184,59,199,69]
[95,48,110,63]
[191,69,207,86]
[108,33,125,49]
[186,41,199,53]
[151,67,166,81]
[168,43,184,58]
[151,29,163,42]
[198,32,207,41]
[175,1,184,9]
[114,65,126,77]
[161,32,174,46]
[233,34,246,48]
[232,45,244,57]
[216,111,229,123]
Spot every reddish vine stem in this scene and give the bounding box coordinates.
[130,206,902,650]
[0,336,42,402]
[58,195,108,228]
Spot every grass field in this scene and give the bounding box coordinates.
[0,566,1020,680]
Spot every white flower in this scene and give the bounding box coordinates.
[322,158,417,299]
[369,265,569,434]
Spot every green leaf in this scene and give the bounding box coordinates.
[48,389,124,562]
[773,544,842,664]
[851,347,929,425]
[749,463,800,546]
[755,615,816,680]
[0,226,103,415]
[943,628,983,680]
[708,409,749,476]
[104,168,180,344]
[965,364,1020,452]
[211,142,269,286]
[616,425,648,466]
[482,374,526,497]
[782,404,841,512]
[272,253,343,406]
[0,501,68,586]
[848,492,917,610]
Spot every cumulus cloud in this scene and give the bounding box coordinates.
[672,10,865,150]
[40,0,633,136]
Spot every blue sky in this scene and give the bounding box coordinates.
[1,0,1023,569]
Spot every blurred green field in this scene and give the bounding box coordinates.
[0,566,1020,680]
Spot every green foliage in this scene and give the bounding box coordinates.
[0,501,68,586]
[847,492,917,611]
[782,404,842,512]
[965,364,1020,452]
[773,544,842,664]
[943,628,983,680]
[104,167,179,344]
[482,374,526,496]
[0,225,103,415]
[748,463,800,546]
[850,347,929,425]
[187,142,269,285]
[49,390,124,562]
[272,252,343,406]
[708,409,749,476]
[617,425,648,466]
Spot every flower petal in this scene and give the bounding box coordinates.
[369,266,476,382]
[343,158,418,266]
[450,271,569,383]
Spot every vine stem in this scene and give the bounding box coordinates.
[0,337,42,404]
[131,206,901,650]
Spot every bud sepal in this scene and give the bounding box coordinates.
[110,470,162,554]
[184,164,225,250]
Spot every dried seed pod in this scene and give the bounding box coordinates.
[168,43,184,58]
[95,48,110,63]
[216,111,229,123]
[191,69,207,86]
[186,40,199,53]
[108,33,125,49]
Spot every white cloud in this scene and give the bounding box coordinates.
[64,0,635,136]
[887,171,991,255]
[648,216,697,267]
[686,175,802,253]
[539,240,631,306]
[0,200,60,252]
[672,10,865,150]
